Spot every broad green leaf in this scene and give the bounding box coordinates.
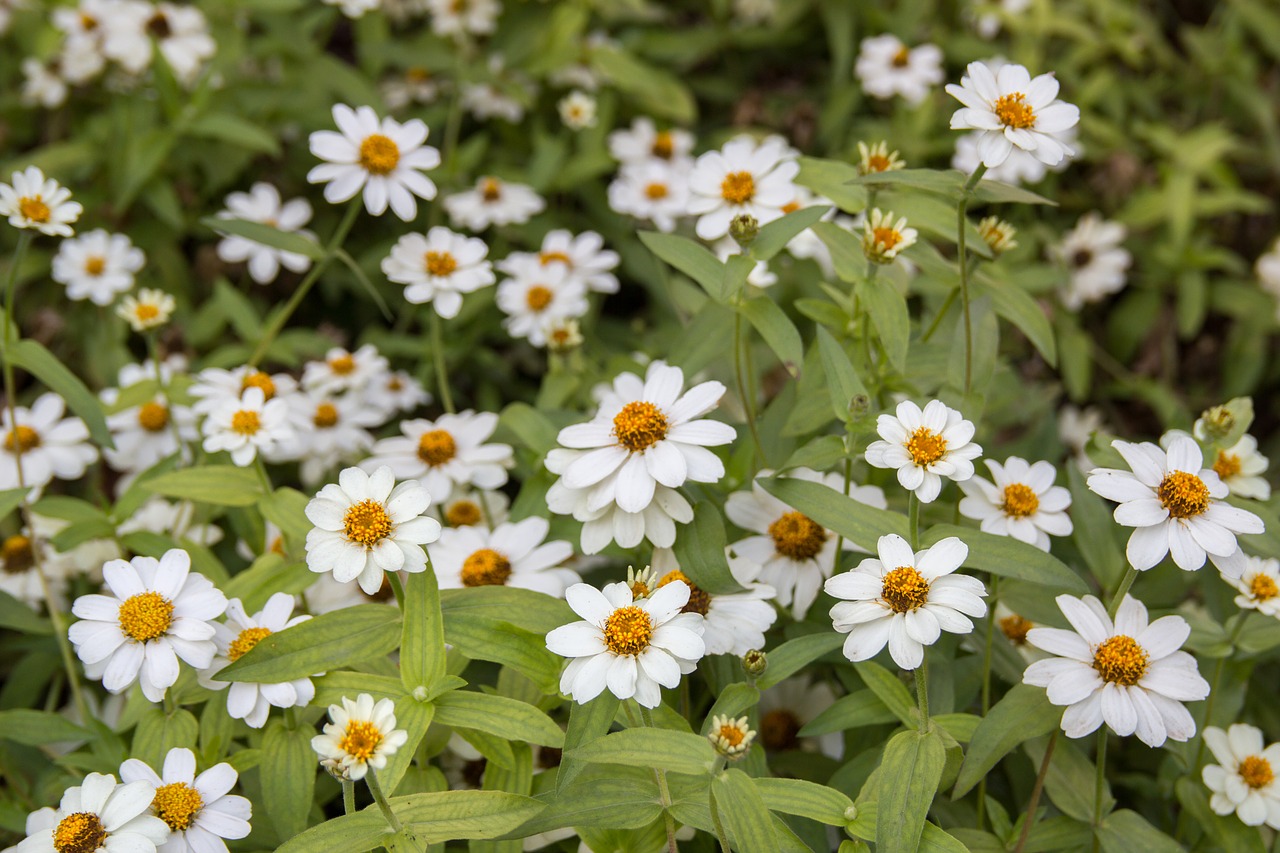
[854,661,917,727]
[571,727,716,776]
[815,325,867,423]
[1097,810,1182,853]
[312,671,405,705]
[262,721,318,842]
[440,586,573,635]
[444,615,562,691]
[591,47,696,124]
[496,402,561,456]
[638,231,728,302]
[257,487,313,550]
[877,728,946,853]
[953,684,1063,797]
[400,567,447,692]
[812,220,864,284]
[220,556,314,613]
[971,276,1057,365]
[8,339,113,449]
[672,502,745,595]
[858,276,909,371]
[1028,735,1111,823]
[752,776,854,825]
[701,683,760,731]
[849,168,965,198]
[186,112,281,155]
[780,434,846,473]
[218,604,402,683]
[0,709,92,745]
[433,691,565,747]
[795,157,867,213]
[1067,465,1125,590]
[557,694,620,793]
[0,487,30,522]
[131,707,198,775]
[757,633,844,689]
[713,768,778,851]
[800,689,898,736]
[201,216,325,260]
[274,811,388,853]
[920,524,1088,593]
[971,179,1056,206]
[740,296,804,377]
[751,206,832,261]
[847,803,969,852]
[0,589,52,634]
[758,476,908,551]
[378,699,434,796]
[526,765,661,832]
[145,466,265,507]
[388,790,546,843]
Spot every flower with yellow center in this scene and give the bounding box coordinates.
[1202,724,1280,828]
[0,165,82,236]
[687,134,800,241]
[0,392,98,493]
[1208,434,1271,500]
[117,289,176,332]
[978,216,1018,255]
[52,228,145,305]
[946,61,1080,168]
[383,226,495,318]
[959,457,1073,552]
[1223,556,1280,619]
[652,548,777,657]
[855,35,944,105]
[363,412,513,506]
[444,175,546,231]
[202,386,292,468]
[1000,612,1034,646]
[866,399,983,504]
[17,773,169,853]
[119,747,251,849]
[862,208,918,264]
[708,714,756,759]
[313,693,408,781]
[430,516,578,597]
[495,259,586,348]
[857,140,906,176]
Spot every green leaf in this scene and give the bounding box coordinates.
[557,694,620,793]
[440,586,573,636]
[701,683,761,730]
[971,179,1057,206]
[1067,465,1125,590]
[525,765,661,832]
[220,556,314,613]
[800,689,899,736]
[639,231,728,302]
[952,684,1063,797]
[0,589,52,634]
[795,157,867,213]
[145,466,265,507]
[972,277,1057,366]
[751,206,832,261]
[920,524,1088,593]
[673,502,745,595]
[131,706,198,771]
[1174,777,1266,853]
[812,220,864,284]
[497,402,561,456]
[849,169,965,198]
[201,216,325,260]
[752,776,854,825]
[854,661,917,727]
[8,340,113,449]
[257,487,313,551]
[740,296,804,377]
[877,728,946,853]
[0,709,92,745]
[1096,810,1182,853]
[261,721,318,842]
[186,112,281,155]
[274,811,388,853]
[571,727,716,776]
[388,790,546,843]
[858,277,909,371]
[444,615,562,691]
[713,768,778,851]
[400,567,447,692]
[377,699,434,796]
[591,47,696,124]
[816,325,867,423]
[757,633,845,689]
[433,691,565,747]
[758,476,908,551]
[1029,735,1110,823]
[217,604,402,683]
[0,487,30,522]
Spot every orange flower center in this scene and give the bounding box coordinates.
[343,499,392,548]
[652,131,674,159]
[481,178,502,202]
[1213,451,1241,481]
[118,591,174,642]
[1001,483,1040,518]
[446,500,482,526]
[994,93,1036,129]
[313,403,339,428]
[768,511,827,560]
[720,171,755,205]
[19,196,50,223]
[1,534,34,574]
[152,782,203,831]
[872,226,901,249]
[892,46,911,67]
[1250,573,1279,602]
[881,566,931,613]
[525,286,554,312]
[84,256,106,276]
[416,429,457,466]
[1240,755,1275,789]
[1157,471,1210,519]
[329,354,356,375]
[612,401,669,452]
[425,251,457,277]
[229,626,272,661]
[718,723,745,746]
[905,427,947,466]
[53,812,106,853]
[644,182,669,200]
[461,548,512,586]
[340,720,384,761]
[138,402,170,432]
[603,605,653,656]
[759,710,801,750]
[1093,635,1148,686]
[230,410,261,436]
[359,134,400,175]
[4,425,40,454]
[241,371,276,400]
[999,613,1033,645]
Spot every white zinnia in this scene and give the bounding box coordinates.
[1257,237,1280,322]
[0,392,98,495]
[958,457,1073,551]
[301,344,389,396]
[119,747,252,853]
[312,693,409,781]
[0,165,82,236]
[854,35,944,105]
[687,135,799,241]
[215,183,316,285]
[526,228,620,294]
[117,289,175,331]
[650,548,777,657]
[13,772,168,853]
[607,161,692,233]
[1050,212,1131,310]
[444,176,545,231]
[1208,434,1270,500]
[607,118,694,165]
[430,517,579,596]
[1203,724,1280,827]
[1223,556,1280,619]
[200,386,293,467]
[382,226,494,318]
[558,90,597,130]
[946,60,1080,168]
[865,399,983,503]
[361,411,513,506]
[52,229,144,305]
[495,260,589,347]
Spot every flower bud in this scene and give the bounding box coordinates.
[729,214,759,248]
[741,648,768,678]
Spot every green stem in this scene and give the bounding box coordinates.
[386,570,405,609]
[975,574,1000,831]
[956,164,987,396]
[732,300,765,468]
[1091,730,1108,853]
[830,454,853,577]
[428,310,455,413]
[1107,566,1138,619]
[342,779,356,815]
[915,655,930,732]
[1012,731,1058,853]
[252,456,273,494]
[920,288,959,344]
[365,769,405,835]
[640,705,679,853]
[908,492,921,550]
[710,786,732,852]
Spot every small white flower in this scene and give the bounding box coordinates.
[756,677,843,759]
[855,35,944,105]
[1223,556,1280,618]
[189,365,297,416]
[546,580,705,707]
[687,135,799,241]
[1050,212,1131,310]
[364,369,430,418]
[120,747,251,853]
[117,289,176,331]
[650,547,777,657]
[607,118,695,165]
[865,399,983,503]
[524,229,620,294]
[382,227,494,318]
[430,516,579,596]
[308,104,440,221]
[862,208,918,264]
[558,90,597,130]
[59,32,107,85]
[460,81,526,123]
[304,466,443,595]
[958,457,1073,551]
[977,216,1018,255]
[708,715,756,759]
[444,176,545,231]
[200,386,293,467]
[381,66,439,110]
[362,411,513,506]
[216,184,316,285]
[946,60,1080,168]
[282,391,381,485]
[427,0,500,36]
[0,392,98,495]
[1203,724,1280,827]
[21,59,68,108]
[0,531,67,611]
[1208,434,1270,501]
[1023,593,1209,747]
[53,229,145,305]
[607,160,691,233]
[104,392,195,475]
[104,2,215,85]
[118,498,223,548]
[952,127,1077,185]
[0,166,82,236]
[857,140,906,176]
[437,489,510,529]
[301,344,389,396]
[13,772,169,853]
[826,534,987,670]
[496,260,589,347]
[69,549,227,703]
[312,693,409,781]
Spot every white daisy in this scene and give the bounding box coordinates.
[1223,556,1280,619]
[650,547,777,657]
[951,127,1076,185]
[13,772,168,853]
[496,259,589,347]
[427,0,500,37]
[1023,593,1209,747]
[993,601,1042,661]
[363,369,431,418]
[862,208,918,264]
[1203,724,1280,827]
[460,81,526,123]
[0,392,98,494]
[607,117,695,165]
[201,593,316,729]
[188,365,298,416]
[119,747,251,853]
[429,516,579,596]
[52,228,145,305]
[69,549,227,703]
[0,531,67,611]
[558,90,597,130]
[438,489,510,529]
[382,226,494,318]
[526,229,620,294]
[444,176,545,231]
[865,399,984,503]
[687,135,799,241]
[756,677,843,760]
[312,693,409,781]
[545,580,706,708]
[545,469,695,553]
[58,32,107,85]
[977,216,1018,255]
[200,386,293,467]
[301,345,389,396]
[104,2,215,85]
[958,457,1073,551]
[1086,434,1264,576]
[946,60,1080,168]
[857,140,906,176]
[1050,212,1131,310]
[826,534,987,670]
[104,391,196,475]
[21,59,68,109]
[117,289,176,332]
[1209,434,1270,501]
[854,35,944,105]
[307,104,440,221]
[0,165,82,236]
[215,183,316,285]
[362,411,513,506]
[304,465,443,595]
[607,160,692,233]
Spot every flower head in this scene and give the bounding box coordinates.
[855,35,944,105]
[117,289,176,332]
[558,90,597,130]
[865,400,983,502]
[200,386,293,467]
[362,411,513,506]
[0,392,98,495]
[312,693,409,781]
[0,166,82,236]
[13,772,168,853]
[708,715,756,759]
[1223,556,1280,618]
[429,516,579,597]
[1051,212,1131,310]
[687,135,799,241]
[946,61,1080,168]
[862,208,917,264]
[1203,724,1280,827]
[443,176,545,231]
[119,747,251,852]
[958,457,1073,551]
[382,227,494,318]
[857,140,905,176]
[53,229,145,305]
[977,216,1017,255]
[215,183,316,285]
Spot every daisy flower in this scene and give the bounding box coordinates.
[381,66,439,110]
[545,580,706,708]
[104,2,215,85]
[21,59,68,109]
[0,392,98,494]
[362,411,513,506]
[1050,212,1131,310]
[757,677,843,759]
[13,772,168,853]
[429,516,579,596]
[1223,556,1280,618]
[687,135,800,241]
[200,386,293,467]
[438,489,510,529]
[958,457,1073,551]
[1210,434,1270,500]
[215,183,316,285]
[826,534,988,670]
[607,160,692,233]
[854,35,944,105]
[558,90,597,130]
[1086,434,1264,575]
[307,104,440,221]
[444,176,545,231]
[0,166,82,236]
[607,117,695,165]
[312,693,409,781]
[201,593,316,729]
[118,499,223,548]
[301,345,389,396]
[946,61,1080,168]
[545,471,695,553]
[364,370,431,418]
[304,465,443,595]
[0,531,67,611]
[993,601,1042,661]
[69,549,227,703]
[427,0,500,36]
[495,260,589,347]
[104,391,195,474]
[708,715,756,760]
[1203,724,1280,827]
[283,391,380,485]
[117,289,176,332]
[857,140,906,176]
[865,399,983,503]
[189,365,298,416]
[382,226,495,318]
[862,208,917,264]
[1023,593,1209,747]
[524,228,620,294]
[1059,404,1105,470]
[119,747,251,853]
[52,229,144,305]
[650,548,777,656]
[977,216,1018,255]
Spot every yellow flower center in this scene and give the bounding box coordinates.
[358,134,400,176]
[525,286,554,312]
[781,200,801,214]
[872,226,901,249]
[652,131,674,159]
[152,782,203,831]
[1213,451,1241,481]
[1250,573,1279,602]
[999,613,1033,645]
[481,178,502,202]
[53,812,106,853]
[644,182,669,200]
[138,402,170,432]
[1156,471,1210,519]
[313,403,339,428]
[4,425,41,454]
[80,13,98,30]
[994,93,1036,129]
[866,154,893,172]
[329,354,356,375]
[118,591,174,642]
[892,46,911,67]
[19,196,50,223]
[446,500,483,526]
[881,566,931,613]
[416,429,457,466]
[84,256,106,276]
[269,535,286,556]
[461,548,512,586]
[658,569,711,616]
[343,499,393,548]
[1001,483,1040,518]
[228,626,272,661]
[603,605,653,656]
[720,171,755,205]
[759,710,801,750]
[1092,635,1148,686]
[425,251,457,277]
[146,10,171,39]
[718,723,745,746]
[230,410,261,436]
[612,401,669,452]
[767,511,827,561]
[1240,755,1275,790]
[540,251,572,266]
[241,371,276,400]
[339,720,384,761]
[134,303,160,322]
[2,534,34,574]
[905,427,947,467]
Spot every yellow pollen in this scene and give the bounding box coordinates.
[768,511,827,561]
[446,500,482,526]
[84,256,106,276]
[866,155,892,172]
[137,402,170,432]
[1250,573,1279,602]
[1092,635,1148,686]
[241,371,277,400]
[612,401,669,452]
[134,303,160,321]
[339,720,384,761]
[228,626,272,662]
[358,134,400,175]
[540,251,572,266]
[52,812,106,853]
[416,429,457,466]
[720,171,756,205]
[881,566,931,613]
[481,178,502,202]
[269,535,286,556]
[718,724,745,746]
[387,377,403,391]
[892,46,911,67]
[19,196,50,223]
[152,782,203,831]
[313,403,339,428]
[425,251,457,277]
[999,613,1033,645]
[658,569,711,616]
[461,548,512,586]
[872,226,901,249]
[80,13,98,30]
[603,605,653,656]
[230,410,261,436]
[905,427,947,467]
[759,710,801,750]
[630,580,651,599]
[994,92,1036,129]
[1240,755,1275,789]
[652,131,674,159]
[4,425,41,454]
[118,591,174,642]
[1214,451,1241,481]
[343,499,393,548]
[329,354,356,375]
[1156,471,1210,519]
[644,182,669,200]
[525,286,554,312]
[1001,483,1040,518]
[781,201,801,214]
[1,534,34,574]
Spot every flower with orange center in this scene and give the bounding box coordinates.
[430,516,576,596]
[53,225,146,305]
[866,399,983,504]
[862,207,917,264]
[945,60,1080,168]
[612,401,668,452]
[136,402,170,433]
[687,134,800,241]
[1,533,34,575]
[525,285,554,312]
[999,613,1034,645]
[768,511,827,561]
[857,140,905,176]
[461,547,512,586]
[0,165,82,236]
[425,250,457,277]
[1224,556,1280,618]
[708,714,756,759]
[28,773,170,853]
[417,429,457,466]
[720,171,755,205]
[383,226,496,318]
[1201,723,1280,826]
[960,457,1073,552]
[313,693,408,780]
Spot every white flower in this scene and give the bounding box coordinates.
[312,693,409,781]
[382,66,439,109]
[756,677,843,759]
[558,90,597,130]
[304,466,443,595]
[200,386,294,467]
[857,140,906,176]
[725,469,885,619]
[1023,593,1209,747]
[1059,404,1104,470]
[946,60,1080,168]
[546,580,705,707]
[958,457,1073,551]
[650,547,777,656]
[59,32,107,85]
[496,260,589,347]
[104,2,215,85]
[0,392,98,494]
[215,184,316,285]
[1209,434,1270,500]
[1087,435,1263,576]
[323,0,380,18]
[862,208,918,264]
[1223,556,1280,618]
[301,345,389,396]
[1203,724,1280,827]
[282,391,381,484]
[460,82,526,123]
[364,370,430,418]
[855,35,944,105]
[201,593,316,729]
[117,289,176,331]
[708,715,756,759]
[69,549,226,703]
[444,176,545,231]
[0,166,82,236]
[607,161,692,233]
[687,135,799,241]
[430,517,579,596]
[865,399,983,503]
[0,531,67,611]
[952,127,1077,185]
[1050,212,1131,310]
[524,229,620,294]
[1257,237,1280,322]
[189,365,298,416]
[308,104,440,221]
[382,227,494,318]
[104,392,195,475]
[427,0,499,36]
[21,59,68,108]
[545,473,694,553]
[52,229,145,305]
[120,747,251,853]
[362,411,513,505]
[607,118,694,165]
[437,489,510,529]
[826,534,987,670]
[13,772,168,853]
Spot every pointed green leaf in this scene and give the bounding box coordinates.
[571,727,716,776]
[638,231,727,301]
[400,566,447,692]
[751,206,832,261]
[752,776,854,825]
[757,633,844,689]
[759,475,908,551]
[952,684,1063,797]
[433,691,565,747]
[673,501,745,595]
[920,524,1088,593]
[8,339,113,449]
[145,466,265,507]
[854,661,917,727]
[218,604,402,683]
[741,295,804,377]
[201,216,325,260]
[815,325,867,423]
[858,276,910,371]
[261,721,319,841]
[714,768,778,851]
[877,728,946,853]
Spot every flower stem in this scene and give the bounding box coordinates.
[975,574,1000,830]
[830,454,853,577]
[732,297,765,468]
[908,492,921,550]
[342,779,356,815]
[915,655,930,733]
[365,769,405,835]
[428,310,455,414]
[920,288,959,344]
[956,164,987,396]
[640,705,679,853]
[1091,730,1108,853]
[710,784,732,852]
[1012,730,1058,853]
[1106,566,1138,619]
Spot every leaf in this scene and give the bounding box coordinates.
[0,487,30,522]
[877,728,946,853]
[758,476,908,551]
[217,604,402,683]
[257,487,313,550]
[0,589,52,634]
[795,157,867,213]
[751,206,832,261]
[672,502,745,595]
[1174,777,1266,853]
[571,727,716,776]
[752,777,854,825]
[812,220,865,284]
[591,47,696,124]
[1067,465,1126,590]
[972,277,1057,366]
[740,296,804,377]
[388,790,546,843]
[920,524,1088,593]
[638,231,728,302]
[0,709,92,745]
[858,277,909,371]
[1096,810,1182,853]
[524,765,661,832]
[274,811,389,853]
[445,615,562,691]
[433,691,565,747]
[1029,735,1110,823]
[145,466,265,507]
[557,694,619,793]
[8,340,114,449]
[854,661,917,727]
[971,179,1057,206]
[439,586,573,636]
[757,633,845,689]
[816,325,867,423]
[377,699,434,796]
[201,216,326,260]
[800,689,899,736]
[400,567,447,692]
[131,707,198,772]
[849,169,965,198]
[261,721,318,842]
[497,402,561,456]
[713,768,778,851]
[701,683,761,730]
[186,112,281,155]
[952,684,1063,797]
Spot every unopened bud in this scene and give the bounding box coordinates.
[729,214,759,248]
[848,394,870,419]
[320,757,353,781]
[412,685,429,702]
[1197,405,1235,442]
[977,216,1017,255]
[742,649,768,678]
